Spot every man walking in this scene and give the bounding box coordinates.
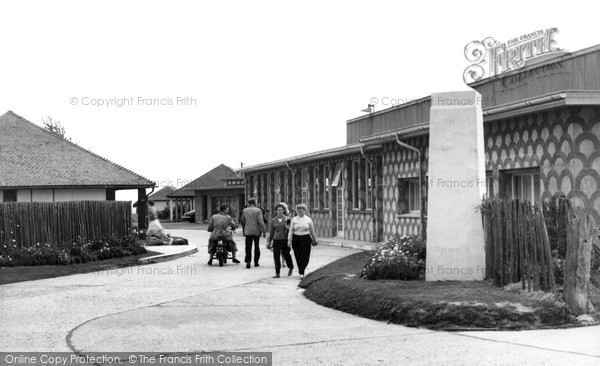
[240,198,266,269]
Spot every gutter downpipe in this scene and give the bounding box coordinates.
[361,144,378,242]
[395,133,426,239]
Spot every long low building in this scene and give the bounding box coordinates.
[237,44,600,243]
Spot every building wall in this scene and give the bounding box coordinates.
[381,136,429,239]
[154,200,168,212]
[31,189,54,202]
[341,153,375,242]
[485,106,600,226]
[473,48,600,108]
[54,188,106,202]
[347,97,431,144]
[195,189,244,223]
[1,188,107,202]
[311,211,332,238]
[243,106,599,242]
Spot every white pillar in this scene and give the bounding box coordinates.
[425,90,487,281]
[169,199,173,221]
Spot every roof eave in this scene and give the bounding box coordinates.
[0,184,155,190]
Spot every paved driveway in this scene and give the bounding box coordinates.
[1,229,599,365]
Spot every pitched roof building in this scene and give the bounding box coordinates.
[168,164,245,222]
[133,186,177,209]
[0,110,154,203]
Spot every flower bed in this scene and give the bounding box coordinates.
[361,234,426,280]
[0,234,146,267]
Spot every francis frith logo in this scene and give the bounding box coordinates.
[463,28,565,84]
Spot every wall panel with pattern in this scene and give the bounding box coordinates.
[381,136,429,239]
[484,106,600,226]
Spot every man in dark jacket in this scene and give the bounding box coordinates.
[240,198,267,268]
[207,204,240,265]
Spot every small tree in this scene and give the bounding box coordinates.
[42,116,68,139]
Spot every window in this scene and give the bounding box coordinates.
[512,171,540,203]
[397,177,420,215]
[323,165,330,209]
[278,171,285,203]
[272,172,278,203]
[301,168,308,205]
[408,180,420,212]
[257,175,263,202]
[3,189,17,202]
[252,176,258,198]
[332,163,342,187]
[313,166,320,209]
[351,160,359,209]
[365,162,372,210]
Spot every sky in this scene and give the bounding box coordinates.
[1,0,598,202]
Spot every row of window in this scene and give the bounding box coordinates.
[247,166,542,215]
[247,159,375,212]
[400,169,542,214]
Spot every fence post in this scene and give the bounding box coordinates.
[564,208,594,315]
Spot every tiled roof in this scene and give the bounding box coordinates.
[148,186,177,200]
[133,186,176,207]
[0,111,155,188]
[168,164,242,198]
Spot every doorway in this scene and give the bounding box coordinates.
[201,195,208,222]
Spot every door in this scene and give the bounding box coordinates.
[336,187,344,237]
[202,195,208,222]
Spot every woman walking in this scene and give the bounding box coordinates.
[267,203,294,278]
[273,202,290,268]
[288,203,318,279]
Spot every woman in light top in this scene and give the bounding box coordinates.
[287,203,318,279]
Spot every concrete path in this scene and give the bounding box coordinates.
[1,229,599,365]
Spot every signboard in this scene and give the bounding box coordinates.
[463,28,566,84]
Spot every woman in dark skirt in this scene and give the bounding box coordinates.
[267,203,294,278]
[287,203,318,279]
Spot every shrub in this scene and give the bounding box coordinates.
[0,242,70,266]
[0,231,146,267]
[361,234,426,280]
[158,206,170,220]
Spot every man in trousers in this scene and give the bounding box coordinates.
[240,198,267,269]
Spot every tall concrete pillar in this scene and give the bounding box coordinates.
[426,90,486,281]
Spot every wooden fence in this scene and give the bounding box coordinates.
[0,201,132,248]
[480,198,555,291]
[541,195,571,258]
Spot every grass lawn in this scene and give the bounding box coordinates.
[0,250,160,285]
[300,252,599,330]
